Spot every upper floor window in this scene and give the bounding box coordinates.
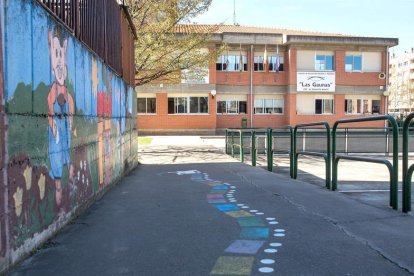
[137,98,156,114]
[217,100,247,114]
[168,97,208,114]
[345,55,362,72]
[254,54,284,72]
[268,56,284,72]
[254,56,265,71]
[216,52,248,72]
[315,55,334,71]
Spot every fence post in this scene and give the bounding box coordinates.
[385,127,390,156]
[225,129,228,154]
[251,130,256,166]
[345,128,348,154]
[240,130,244,163]
[231,131,235,158]
[289,127,294,178]
[302,130,306,152]
[403,114,414,212]
[267,128,273,171]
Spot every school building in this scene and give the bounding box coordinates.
[136,24,398,133]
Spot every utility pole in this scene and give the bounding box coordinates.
[233,0,236,25]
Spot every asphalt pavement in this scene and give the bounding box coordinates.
[10,136,414,275]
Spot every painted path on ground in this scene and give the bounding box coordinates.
[166,170,286,275]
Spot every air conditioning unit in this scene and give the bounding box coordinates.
[379,72,386,79]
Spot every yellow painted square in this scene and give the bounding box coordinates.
[210,256,254,275]
[225,210,253,218]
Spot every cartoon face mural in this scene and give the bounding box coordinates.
[47,26,74,208]
[49,30,67,86]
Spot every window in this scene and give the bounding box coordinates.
[344,98,381,114]
[216,54,248,72]
[268,56,284,72]
[137,98,156,114]
[315,99,334,114]
[315,54,334,71]
[254,99,284,114]
[254,56,265,71]
[168,97,208,114]
[345,99,362,114]
[345,55,362,72]
[217,100,247,114]
[372,100,380,114]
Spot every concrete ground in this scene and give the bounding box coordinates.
[10,136,414,275]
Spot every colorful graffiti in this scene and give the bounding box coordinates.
[0,0,137,269]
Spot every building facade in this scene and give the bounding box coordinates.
[137,25,398,133]
[388,49,414,115]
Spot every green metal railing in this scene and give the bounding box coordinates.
[293,122,331,189]
[402,113,414,213]
[332,115,399,210]
[225,128,267,166]
[266,127,294,178]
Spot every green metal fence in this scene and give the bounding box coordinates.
[293,122,331,189]
[402,113,414,213]
[267,127,294,178]
[332,115,399,210]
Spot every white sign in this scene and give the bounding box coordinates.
[297,72,335,92]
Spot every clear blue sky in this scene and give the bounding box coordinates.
[193,0,413,54]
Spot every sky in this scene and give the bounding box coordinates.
[192,0,414,54]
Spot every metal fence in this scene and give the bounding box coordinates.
[37,0,135,85]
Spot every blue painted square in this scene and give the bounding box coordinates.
[238,217,266,227]
[212,185,229,190]
[225,240,265,254]
[240,228,269,239]
[214,204,240,212]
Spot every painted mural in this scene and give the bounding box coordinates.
[0,0,137,268]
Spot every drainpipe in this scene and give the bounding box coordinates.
[250,45,253,128]
[385,46,390,128]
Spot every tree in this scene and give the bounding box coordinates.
[124,0,222,86]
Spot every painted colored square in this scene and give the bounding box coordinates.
[225,240,265,254]
[209,190,227,194]
[240,228,269,239]
[225,210,253,218]
[207,199,228,204]
[214,204,240,212]
[238,217,266,227]
[210,256,254,275]
[212,185,229,190]
[207,194,224,199]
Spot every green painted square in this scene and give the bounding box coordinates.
[210,256,254,275]
[238,216,266,227]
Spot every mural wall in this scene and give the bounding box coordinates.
[0,0,138,270]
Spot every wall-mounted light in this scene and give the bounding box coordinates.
[383,90,390,97]
[211,89,217,99]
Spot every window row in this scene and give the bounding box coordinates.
[138,97,381,115]
[345,99,381,114]
[297,51,382,72]
[216,52,284,72]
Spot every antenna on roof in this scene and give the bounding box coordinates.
[233,0,237,25]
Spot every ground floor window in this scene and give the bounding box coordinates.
[315,99,334,114]
[137,97,156,114]
[217,100,247,114]
[168,97,209,114]
[344,98,381,114]
[254,99,284,114]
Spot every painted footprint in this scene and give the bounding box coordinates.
[166,170,286,275]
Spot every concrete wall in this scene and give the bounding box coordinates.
[0,0,138,271]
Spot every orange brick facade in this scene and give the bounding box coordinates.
[137,30,397,132]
